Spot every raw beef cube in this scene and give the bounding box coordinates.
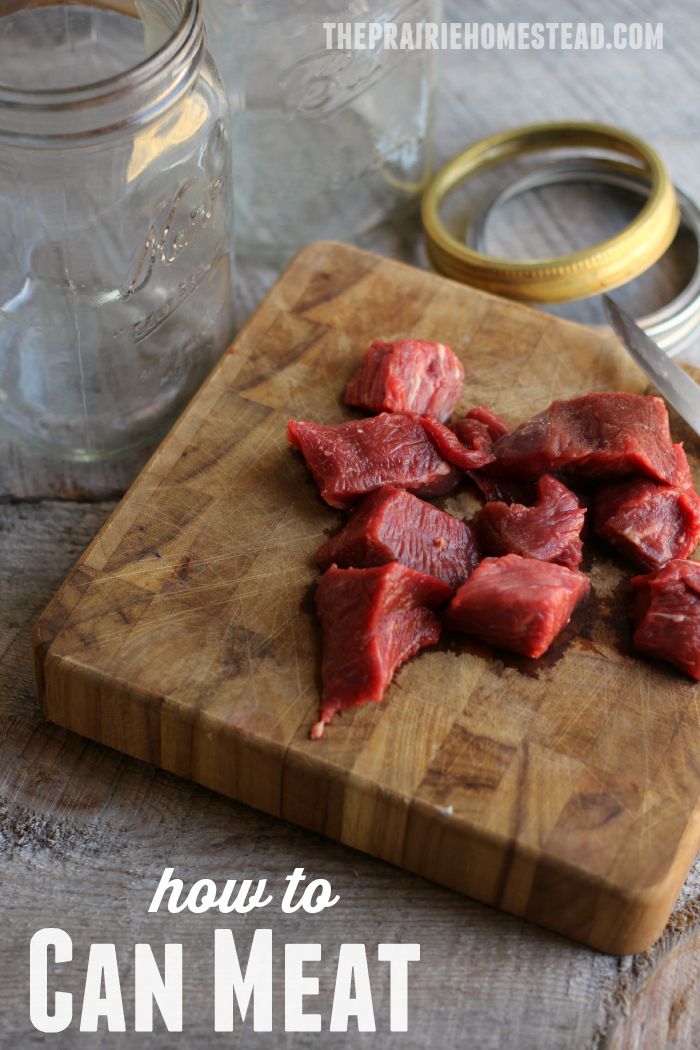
[487,392,679,485]
[476,475,586,570]
[464,405,510,439]
[449,407,513,495]
[630,560,700,679]
[418,415,495,470]
[450,417,493,455]
[312,562,452,737]
[316,485,480,588]
[672,443,695,490]
[595,476,700,571]
[288,412,460,509]
[445,553,590,658]
[452,405,510,445]
[345,338,464,421]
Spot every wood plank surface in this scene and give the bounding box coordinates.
[3,0,700,1043]
[34,241,700,956]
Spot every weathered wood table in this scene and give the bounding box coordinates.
[2,1,699,1045]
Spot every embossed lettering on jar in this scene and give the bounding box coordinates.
[0,0,234,460]
[205,0,440,260]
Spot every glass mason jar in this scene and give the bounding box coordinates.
[205,0,439,260]
[0,0,234,461]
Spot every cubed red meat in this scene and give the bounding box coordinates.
[345,338,464,421]
[418,415,495,470]
[312,562,452,737]
[445,554,591,658]
[452,405,510,445]
[672,443,695,490]
[451,417,493,455]
[316,485,480,588]
[486,392,679,485]
[595,475,700,571]
[448,407,517,499]
[288,412,460,509]
[476,475,586,569]
[630,560,700,679]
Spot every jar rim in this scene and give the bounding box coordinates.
[0,0,208,142]
[0,0,201,111]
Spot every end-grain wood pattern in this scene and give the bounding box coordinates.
[33,242,700,955]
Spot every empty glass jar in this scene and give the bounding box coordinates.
[0,0,234,460]
[205,0,440,260]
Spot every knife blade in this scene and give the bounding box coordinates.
[603,295,700,439]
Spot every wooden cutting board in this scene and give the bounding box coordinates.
[34,242,700,955]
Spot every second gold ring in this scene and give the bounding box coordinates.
[421,121,680,304]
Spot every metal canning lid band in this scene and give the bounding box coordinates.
[466,157,700,357]
[421,121,680,304]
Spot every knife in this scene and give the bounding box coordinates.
[603,295,700,439]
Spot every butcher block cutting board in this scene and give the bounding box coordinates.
[34,242,700,955]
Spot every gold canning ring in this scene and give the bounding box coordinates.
[421,121,680,304]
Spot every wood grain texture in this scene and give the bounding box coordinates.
[4,0,700,1042]
[34,242,700,956]
[606,927,700,1048]
[4,498,699,1048]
